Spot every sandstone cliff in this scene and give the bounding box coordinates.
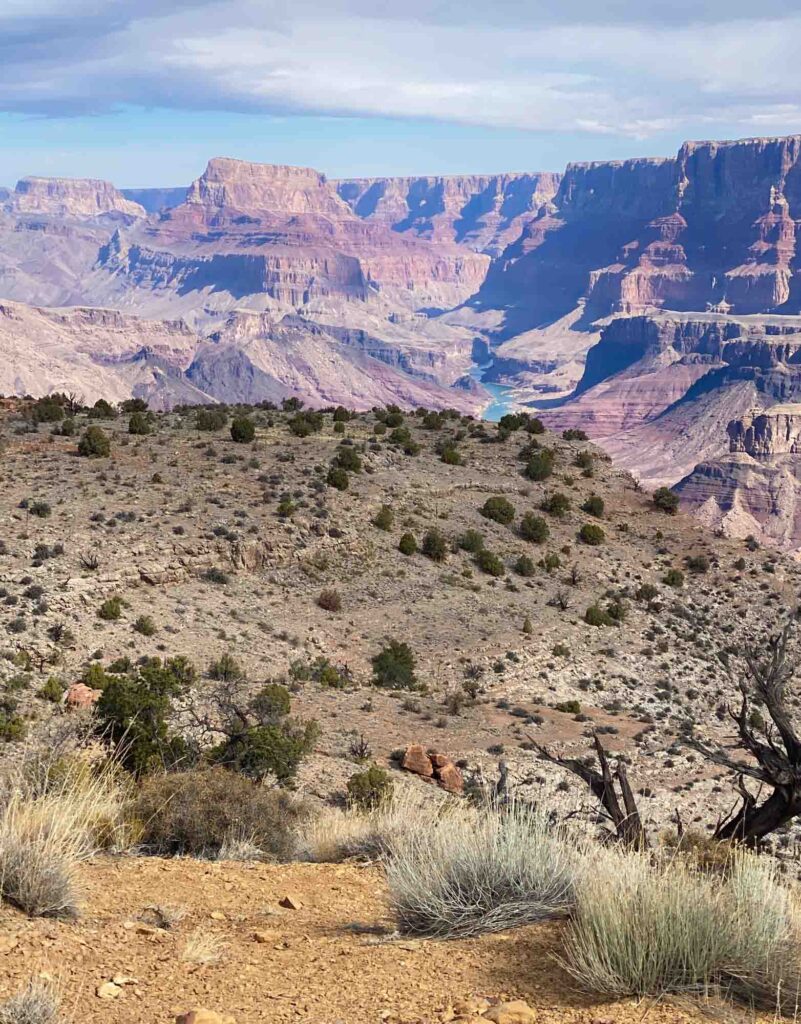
[5,177,145,219]
[336,172,561,255]
[677,405,801,554]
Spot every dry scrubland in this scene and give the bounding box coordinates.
[1,396,801,1022]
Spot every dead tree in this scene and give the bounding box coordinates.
[686,618,801,845]
[531,733,645,849]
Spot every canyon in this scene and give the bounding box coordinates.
[7,137,801,547]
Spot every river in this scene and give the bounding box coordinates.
[469,362,517,422]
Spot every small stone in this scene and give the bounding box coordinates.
[209,910,226,921]
[252,930,273,943]
[278,893,303,910]
[176,1011,236,1024]
[453,998,490,1017]
[96,982,123,1000]
[483,1001,537,1024]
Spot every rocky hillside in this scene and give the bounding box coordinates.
[1,397,798,837]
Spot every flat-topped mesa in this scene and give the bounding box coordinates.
[335,171,562,254]
[7,177,145,219]
[185,157,351,217]
[728,406,801,457]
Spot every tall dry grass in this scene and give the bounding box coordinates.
[0,756,130,918]
[561,843,801,1011]
[385,800,578,937]
[0,978,60,1024]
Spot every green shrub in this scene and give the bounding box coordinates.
[78,426,110,458]
[664,568,685,588]
[653,487,679,514]
[39,676,64,703]
[334,446,362,472]
[97,597,122,621]
[88,398,116,419]
[208,652,243,681]
[686,554,709,574]
[514,554,536,577]
[457,529,485,553]
[554,699,581,714]
[636,583,659,602]
[195,407,228,431]
[480,496,515,524]
[475,549,505,577]
[95,657,195,774]
[541,492,571,517]
[347,765,394,810]
[317,588,342,612]
[398,532,418,556]
[133,614,156,636]
[327,466,349,491]
[578,523,605,546]
[288,410,323,437]
[372,640,418,691]
[373,505,394,531]
[28,501,51,519]
[211,720,318,783]
[523,451,554,481]
[228,416,254,443]
[133,767,304,860]
[128,412,151,435]
[585,604,613,627]
[440,446,463,466]
[519,513,549,543]
[421,528,448,562]
[581,495,604,517]
[562,428,589,441]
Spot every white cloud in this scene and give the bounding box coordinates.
[0,1,799,139]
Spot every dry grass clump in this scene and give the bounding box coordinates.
[561,844,801,1010]
[296,787,452,863]
[0,757,129,918]
[0,978,60,1024]
[132,766,307,861]
[182,928,225,964]
[386,801,577,938]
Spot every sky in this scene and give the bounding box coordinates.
[1,0,800,187]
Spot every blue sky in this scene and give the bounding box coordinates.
[1,1,799,188]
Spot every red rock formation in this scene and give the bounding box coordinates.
[336,172,561,255]
[6,177,144,219]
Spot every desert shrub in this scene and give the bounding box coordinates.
[57,417,76,436]
[457,529,485,553]
[578,523,605,546]
[121,397,148,413]
[440,445,462,466]
[317,588,342,612]
[128,411,151,435]
[554,699,581,714]
[29,397,65,424]
[636,583,659,602]
[581,495,604,517]
[372,640,418,691]
[421,528,448,562]
[97,596,122,621]
[523,450,554,481]
[210,719,318,783]
[334,446,362,472]
[398,532,418,556]
[475,549,505,577]
[653,487,679,514]
[333,406,352,422]
[202,567,230,585]
[208,652,243,681]
[346,765,394,810]
[39,677,64,703]
[541,492,571,517]
[386,802,576,937]
[195,407,228,431]
[563,428,589,441]
[133,767,304,860]
[326,466,349,490]
[519,513,549,543]
[77,426,110,458]
[230,416,255,443]
[288,410,323,437]
[562,847,801,1008]
[133,614,156,636]
[0,759,128,918]
[27,501,51,519]
[95,657,195,774]
[686,554,709,574]
[585,604,613,627]
[88,398,116,420]
[0,979,60,1024]
[514,554,536,577]
[664,568,685,588]
[480,496,515,524]
[372,505,394,531]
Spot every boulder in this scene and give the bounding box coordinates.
[484,1001,537,1024]
[402,744,434,778]
[64,682,101,710]
[435,762,464,795]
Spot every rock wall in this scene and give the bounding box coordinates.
[6,177,145,219]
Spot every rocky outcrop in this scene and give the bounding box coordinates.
[677,405,801,554]
[336,172,561,255]
[6,177,145,219]
[401,744,464,794]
